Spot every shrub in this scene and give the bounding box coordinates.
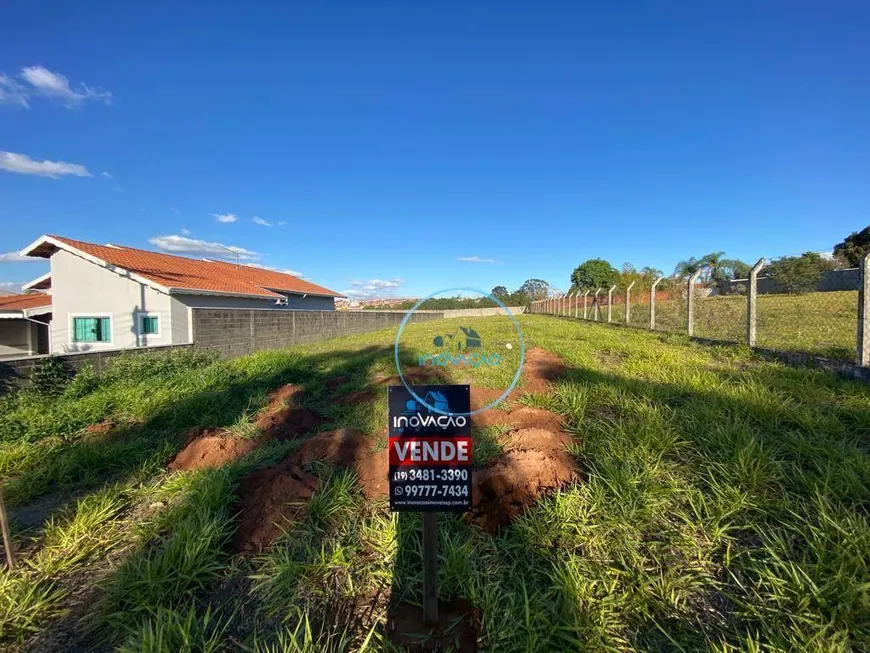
[64,364,100,399]
[30,357,73,398]
[766,252,835,294]
[104,348,218,385]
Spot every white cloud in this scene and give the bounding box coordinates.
[0,74,28,107]
[101,171,112,178]
[0,251,41,263]
[213,213,238,223]
[344,278,403,297]
[181,228,191,236]
[148,235,260,261]
[248,262,303,277]
[457,256,496,263]
[252,216,272,227]
[0,281,22,293]
[19,66,111,106]
[277,221,286,227]
[0,151,91,178]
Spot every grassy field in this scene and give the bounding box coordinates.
[1,315,870,651]
[588,290,858,361]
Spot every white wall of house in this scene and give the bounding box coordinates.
[0,320,38,358]
[50,249,179,353]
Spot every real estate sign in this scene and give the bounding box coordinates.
[388,384,472,512]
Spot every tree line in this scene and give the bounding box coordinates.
[568,225,870,296]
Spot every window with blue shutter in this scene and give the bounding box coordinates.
[141,315,159,334]
[72,317,111,343]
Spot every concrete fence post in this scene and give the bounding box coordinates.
[746,258,765,347]
[625,281,635,324]
[575,291,580,318]
[687,270,702,336]
[568,292,576,317]
[582,290,590,319]
[593,288,602,321]
[650,277,663,330]
[607,284,616,323]
[563,293,568,316]
[858,253,870,365]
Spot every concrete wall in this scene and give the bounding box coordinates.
[50,249,178,353]
[719,268,861,295]
[0,320,38,359]
[192,308,444,358]
[440,306,526,318]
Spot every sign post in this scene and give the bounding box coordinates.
[388,384,472,625]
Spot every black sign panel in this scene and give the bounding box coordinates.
[388,384,472,512]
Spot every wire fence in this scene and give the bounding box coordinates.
[531,251,870,366]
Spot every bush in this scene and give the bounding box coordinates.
[766,252,835,294]
[104,347,218,385]
[30,357,73,398]
[64,364,100,399]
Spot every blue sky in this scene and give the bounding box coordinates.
[1,1,868,298]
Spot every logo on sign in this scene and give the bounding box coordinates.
[392,391,468,433]
[417,325,502,368]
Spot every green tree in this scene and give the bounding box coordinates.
[766,252,835,294]
[570,259,618,291]
[490,286,509,299]
[674,256,705,280]
[833,226,870,267]
[517,278,551,301]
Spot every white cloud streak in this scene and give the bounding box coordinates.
[248,263,303,277]
[148,235,260,261]
[101,171,112,178]
[0,251,41,263]
[457,256,496,263]
[252,216,272,227]
[0,151,91,178]
[0,74,28,107]
[0,281,23,293]
[343,278,404,298]
[213,213,238,223]
[19,66,111,106]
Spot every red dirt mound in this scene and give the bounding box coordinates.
[254,384,321,441]
[470,445,579,532]
[232,458,319,552]
[168,429,260,472]
[521,347,566,394]
[326,375,349,391]
[387,600,479,653]
[472,406,563,432]
[231,429,390,553]
[296,429,388,499]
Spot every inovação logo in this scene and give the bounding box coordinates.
[394,287,525,417]
[417,326,502,368]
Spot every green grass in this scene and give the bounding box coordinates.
[576,290,858,361]
[1,316,869,651]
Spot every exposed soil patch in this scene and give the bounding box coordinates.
[521,347,566,394]
[168,429,259,472]
[232,458,319,553]
[387,600,479,653]
[169,384,322,472]
[339,387,379,406]
[232,429,389,553]
[326,375,349,391]
[254,384,321,441]
[295,429,388,499]
[470,445,579,532]
[84,419,115,435]
[473,406,562,432]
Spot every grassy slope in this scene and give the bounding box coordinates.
[1,316,869,651]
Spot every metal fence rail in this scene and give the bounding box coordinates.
[529,252,870,366]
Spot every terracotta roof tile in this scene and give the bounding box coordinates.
[46,236,341,299]
[0,293,52,312]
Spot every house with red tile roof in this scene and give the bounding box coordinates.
[0,292,52,358]
[15,235,342,355]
